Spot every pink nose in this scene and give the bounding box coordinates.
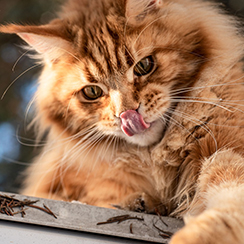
[120,110,150,137]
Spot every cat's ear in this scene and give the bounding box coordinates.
[0,22,73,62]
[125,0,163,23]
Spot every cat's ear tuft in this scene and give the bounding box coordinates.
[0,23,73,62]
[125,0,163,23]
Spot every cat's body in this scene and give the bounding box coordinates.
[2,0,244,243]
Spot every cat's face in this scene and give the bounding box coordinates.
[0,0,205,147]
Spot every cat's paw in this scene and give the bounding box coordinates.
[116,192,165,214]
[170,209,243,244]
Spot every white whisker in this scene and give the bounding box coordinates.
[167,108,218,151]
[1,63,41,100]
[12,47,33,72]
[170,98,233,112]
[132,15,166,48]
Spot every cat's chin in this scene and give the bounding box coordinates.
[121,119,165,147]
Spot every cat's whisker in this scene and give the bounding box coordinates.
[29,126,89,150]
[172,95,243,103]
[0,156,31,166]
[134,45,155,57]
[124,45,136,64]
[24,95,37,133]
[169,98,233,113]
[114,136,122,162]
[1,63,41,100]
[61,130,100,164]
[12,47,34,72]
[148,45,208,61]
[65,128,103,158]
[132,15,166,48]
[36,126,95,164]
[55,47,82,63]
[168,108,218,151]
[94,135,111,163]
[75,132,107,175]
[152,44,239,65]
[2,1,244,238]
[160,110,195,139]
[101,134,117,161]
[80,132,107,162]
[89,136,111,171]
[15,126,47,148]
[30,127,96,181]
[170,75,244,96]
[110,135,116,160]
[172,95,244,114]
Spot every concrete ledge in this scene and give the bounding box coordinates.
[0,192,184,243]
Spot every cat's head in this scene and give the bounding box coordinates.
[1,0,243,147]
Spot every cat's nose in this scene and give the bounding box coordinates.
[114,107,138,118]
[114,101,140,118]
[115,104,139,118]
[110,90,140,117]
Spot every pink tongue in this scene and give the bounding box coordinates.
[120,110,150,137]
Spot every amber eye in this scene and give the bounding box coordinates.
[133,56,154,76]
[82,85,103,100]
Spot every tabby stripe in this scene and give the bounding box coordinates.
[84,66,98,83]
[87,50,106,75]
[93,34,105,56]
[89,26,114,75]
[101,38,114,74]
[114,39,122,70]
[81,28,106,75]
[82,30,88,55]
[124,46,134,67]
[105,23,123,70]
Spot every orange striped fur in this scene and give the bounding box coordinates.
[1,0,244,243]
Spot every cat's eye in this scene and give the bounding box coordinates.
[82,85,103,100]
[133,56,154,76]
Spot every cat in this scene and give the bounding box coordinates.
[2,0,244,243]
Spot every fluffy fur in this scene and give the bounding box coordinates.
[2,0,244,243]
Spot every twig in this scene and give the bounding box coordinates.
[130,223,133,234]
[0,194,57,219]
[153,223,173,239]
[97,214,144,225]
[155,208,168,227]
[43,204,57,219]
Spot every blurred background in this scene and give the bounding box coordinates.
[0,0,64,192]
[0,0,244,193]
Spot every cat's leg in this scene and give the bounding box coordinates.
[170,149,244,244]
[22,156,145,206]
[78,162,157,209]
[21,146,156,208]
[20,153,70,200]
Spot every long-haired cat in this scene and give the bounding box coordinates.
[2,0,244,243]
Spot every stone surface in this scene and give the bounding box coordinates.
[0,192,184,243]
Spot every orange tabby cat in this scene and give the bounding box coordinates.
[2,0,244,243]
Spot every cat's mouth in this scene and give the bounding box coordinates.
[120,110,151,137]
[118,105,175,147]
